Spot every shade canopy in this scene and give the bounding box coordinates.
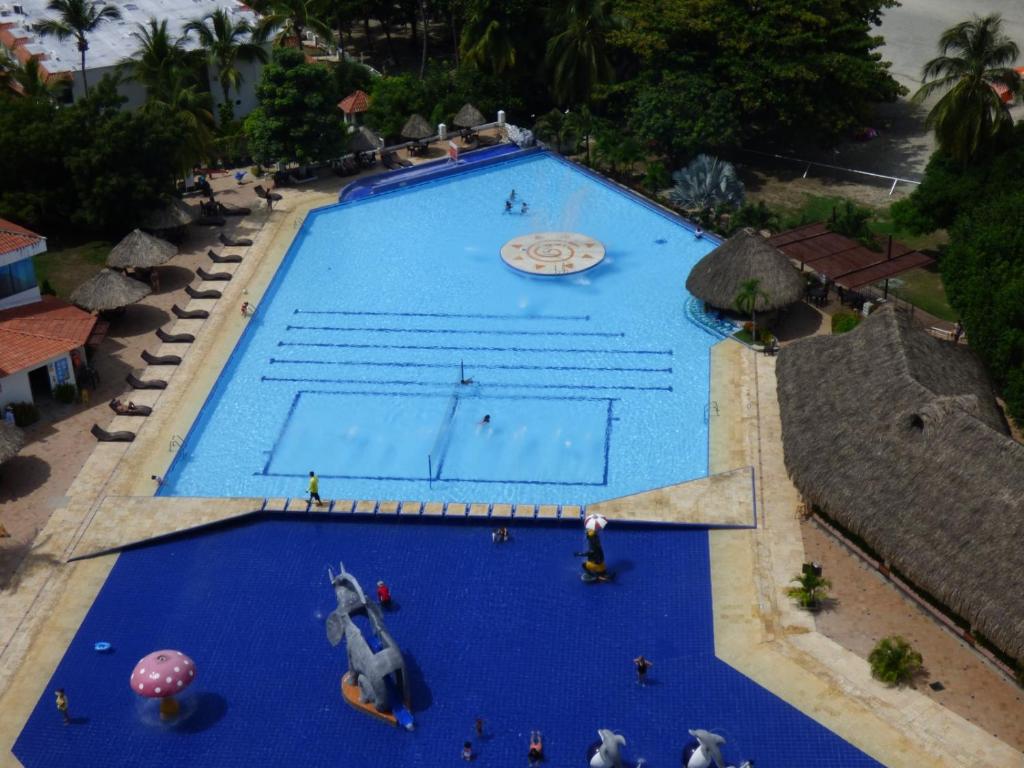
[347,126,381,153]
[70,269,152,311]
[685,228,805,312]
[453,103,485,128]
[141,198,197,232]
[0,421,24,464]
[338,89,370,114]
[130,650,196,698]
[107,229,177,270]
[401,113,433,141]
[584,513,607,532]
[777,305,1024,661]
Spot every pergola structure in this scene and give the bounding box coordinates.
[769,222,934,290]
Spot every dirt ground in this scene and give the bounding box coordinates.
[0,176,264,588]
[801,518,1024,751]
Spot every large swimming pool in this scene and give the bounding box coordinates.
[162,151,718,503]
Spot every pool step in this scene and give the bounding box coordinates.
[262,497,588,522]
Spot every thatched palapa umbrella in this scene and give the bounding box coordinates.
[107,229,177,270]
[141,198,197,233]
[401,114,433,141]
[70,269,152,312]
[347,126,381,154]
[777,305,1024,661]
[685,228,804,312]
[0,421,24,465]
[453,103,485,128]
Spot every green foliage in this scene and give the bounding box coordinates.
[245,47,343,166]
[831,312,862,334]
[544,0,616,106]
[365,73,427,139]
[642,161,669,194]
[668,155,744,212]
[828,200,879,250]
[869,636,923,686]
[914,14,1021,165]
[183,8,270,117]
[9,402,40,427]
[891,151,987,234]
[786,569,832,609]
[40,280,57,296]
[729,201,781,235]
[53,383,78,404]
[35,0,122,93]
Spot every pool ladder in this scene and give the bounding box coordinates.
[169,434,183,453]
[704,401,719,424]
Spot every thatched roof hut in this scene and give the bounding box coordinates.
[685,228,805,312]
[141,198,197,232]
[0,421,24,464]
[777,305,1024,661]
[453,103,485,128]
[70,269,152,311]
[347,126,381,153]
[107,229,177,270]
[401,114,433,141]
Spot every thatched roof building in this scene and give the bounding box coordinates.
[107,229,177,270]
[141,198,197,232]
[686,228,805,312]
[70,269,152,311]
[777,305,1024,661]
[401,114,433,140]
[348,126,381,153]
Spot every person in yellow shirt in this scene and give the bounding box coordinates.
[308,471,323,506]
[55,689,70,724]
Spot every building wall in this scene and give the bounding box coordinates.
[0,254,41,310]
[0,350,77,409]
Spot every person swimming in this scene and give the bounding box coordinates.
[479,414,491,425]
[528,731,543,766]
[695,225,704,239]
[510,189,517,201]
[521,201,529,214]
[504,200,513,213]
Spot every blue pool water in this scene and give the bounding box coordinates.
[14,518,880,768]
[162,152,718,504]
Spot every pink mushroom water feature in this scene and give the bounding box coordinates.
[130,650,196,720]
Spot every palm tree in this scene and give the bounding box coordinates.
[34,0,121,94]
[564,104,595,163]
[786,569,832,610]
[734,278,769,344]
[668,154,745,213]
[545,0,615,107]
[0,49,63,99]
[150,73,216,176]
[184,9,269,120]
[460,0,517,73]
[251,0,333,48]
[914,14,1021,164]
[869,636,923,686]
[122,19,188,102]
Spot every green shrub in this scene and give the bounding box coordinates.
[9,401,39,427]
[642,161,669,194]
[832,312,862,334]
[53,383,77,404]
[786,569,831,609]
[869,636,922,686]
[40,279,56,296]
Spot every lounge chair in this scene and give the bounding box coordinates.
[253,185,282,202]
[172,304,209,320]
[108,399,152,416]
[289,172,317,185]
[126,373,167,390]
[141,350,182,366]
[197,267,232,282]
[207,249,243,264]
[219,233,253,247]
[197,214,226,227]
[216,201,251,216]
[156,328,195,344]
[91,424,135,442]
[381,152,400,170]
[186,285,222,299]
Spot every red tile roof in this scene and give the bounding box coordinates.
[338,90,370,114]
[0,218,45,257]
[0,297,96,376]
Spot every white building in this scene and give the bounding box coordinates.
[0,0,266,120]
[0,220,97,408]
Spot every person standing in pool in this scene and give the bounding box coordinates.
[478,415,491,426]
[308,471,323,507]
[633,655,653,685]
[55,689,70,725]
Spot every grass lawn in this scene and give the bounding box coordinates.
[33,241,111,299]
[890,265,958,322]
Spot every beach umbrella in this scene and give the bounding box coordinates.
[347,126,381,153]
[141,198,198,232]
[131,649,196,720]
[337,89,370,116]
[0,421,24,465]
[107,229,177,270]
[70,269,152,312]
[401,114,433,141]
[453,103,486,128]
[584,513,607,532]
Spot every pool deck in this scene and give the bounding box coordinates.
[0,179,1021,766]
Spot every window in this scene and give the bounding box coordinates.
[9,257,37,294]
[0,265,12,300]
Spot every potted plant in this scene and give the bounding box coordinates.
[786,568,832,610]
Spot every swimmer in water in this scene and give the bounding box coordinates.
[479,414,491,425]
[504,200,512,213]
[521,201,528,214]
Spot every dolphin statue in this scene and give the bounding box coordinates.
[686,729,726,768]
[589,729,626,768]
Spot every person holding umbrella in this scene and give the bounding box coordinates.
[575,514,612,582]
